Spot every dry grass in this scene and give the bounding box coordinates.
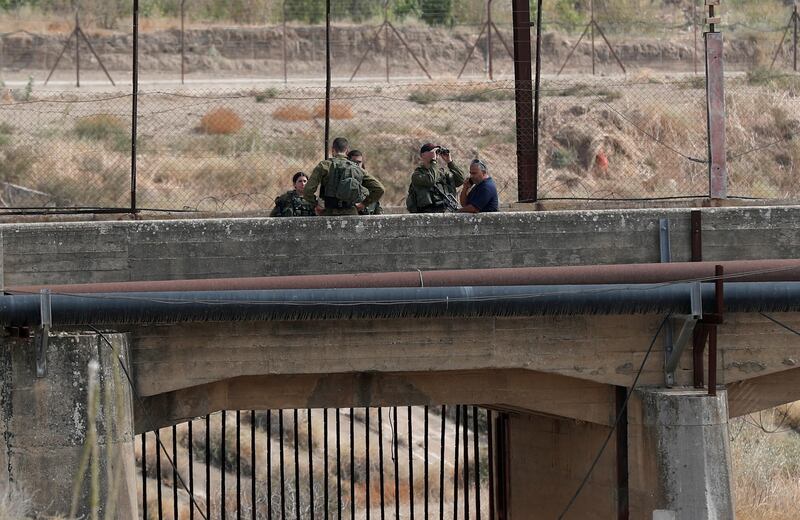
[199,107,243,135]
[272,105,314,121]
[314,102,354,120]
[731,410,800,520]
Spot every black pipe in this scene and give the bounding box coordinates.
[337,409,342,520]
[350,408,355,520]
[439,406,446,520]
[237,410,241,520]
[4,283,800,326]
[173,424,179,520]
[206,415,211,520]
[189,421,194,520]
[251,411,256,520]
[454,406,460,520]
[365,407,370,520]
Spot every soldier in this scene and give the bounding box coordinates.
[406,143,465,213]
[270,171,316,217]
[304,137,385,216]
[348,149,383,215]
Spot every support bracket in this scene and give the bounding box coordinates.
[35,288,51,378]
[665,282,703,383]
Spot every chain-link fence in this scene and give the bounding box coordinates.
[0,0,798,213]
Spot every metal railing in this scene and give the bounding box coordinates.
[138,406,506,519]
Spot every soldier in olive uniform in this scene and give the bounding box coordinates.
[406,143,465,213]
[348,149,383,215]
[270,171,316,217]
[304,137,384,216]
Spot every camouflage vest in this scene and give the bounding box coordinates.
[323,157,369,208]
[274,191,315,217]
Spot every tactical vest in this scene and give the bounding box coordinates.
[323,157,369,209]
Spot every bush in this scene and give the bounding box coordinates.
[199,107,244,135]
[74,114,127,141]
[272,105,314,121]
[408,90,442,105]
[313,102,354,120]
[451,89,515,102]
[550,147,578,168]
[255,88,279,103]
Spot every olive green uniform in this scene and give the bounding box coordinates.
[270,190,316,217]
[304,154,385,216]
[407,160,466,213]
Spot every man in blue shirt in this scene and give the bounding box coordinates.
[459,159,499,213]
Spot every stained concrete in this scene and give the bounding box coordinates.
[0,332,137,519]
[1,206,799,286]
[629,388,734,520]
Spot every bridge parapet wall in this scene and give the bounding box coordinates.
[0,206,797,286]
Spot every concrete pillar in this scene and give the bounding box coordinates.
[0,332,138,519]
[628,388,734,520]
[507,411,619,519]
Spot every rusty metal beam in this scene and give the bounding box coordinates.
[512,0,536,202]
[705,32,727,198]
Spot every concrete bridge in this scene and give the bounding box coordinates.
[2,206,800,519]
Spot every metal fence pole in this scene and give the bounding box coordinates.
[324,0,331,159]
[131,0,139,213]
[180,0,186,84]
[512,0,536,202]
[705,5,727,199]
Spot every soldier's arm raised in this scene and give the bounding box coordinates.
[447,161,466,188]
[361,171,385,206]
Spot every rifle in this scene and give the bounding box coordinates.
[432,184,461,213]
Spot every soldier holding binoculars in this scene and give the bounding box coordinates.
[406,142,466,213]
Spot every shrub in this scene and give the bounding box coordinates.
[272,105,314,121]
[313,102,354,120]
[408,90,442,105]
[255,88,279,103]
[74,114,127,141]
[550,147,578,168]
[451,89,515,102]
[199,107,244,135]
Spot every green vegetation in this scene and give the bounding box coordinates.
[73,114,130,152]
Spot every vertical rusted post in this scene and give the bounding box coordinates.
[693,0,698,74]
[384,2,390,82]
[691,210,702,262]
[75,11,80,88]
[131,0,139,213]
[180,0,186,84]
[794,3,798,72]
[615,387,629,520]
[324,0,331,159]
[692,324,707,389]
[705,3,727,199]
[487,0,493,80]
[709,264,724,396]
[590,0,596,76]
[512,0,536,202]
[283,0,288,84]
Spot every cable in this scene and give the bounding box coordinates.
[599,100,708,164]
[760,312,800,337]
[557,313,671,520]
[87,325,209,520]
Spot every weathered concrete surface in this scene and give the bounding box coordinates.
[1,206,799,286]
[507,411,619,519]
[628,389,733,520]
[0,333,137,519]
[134,369,616,433]
[129,312,800,402]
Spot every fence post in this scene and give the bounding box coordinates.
[705,1,727,199]
[512,0,536,202]
[131,0,139,213]
[324,0,331,159]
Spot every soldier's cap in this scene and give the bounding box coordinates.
[420,143,439,154]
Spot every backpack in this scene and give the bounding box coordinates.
[323,157,369,206]
[405,185,418,213]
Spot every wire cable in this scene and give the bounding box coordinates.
[759,312,800,337]
[557,313,671,520]
[87,325,209,520]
